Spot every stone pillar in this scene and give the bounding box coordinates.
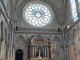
[43,46,44,58]
[33,46,34,58]
[0,22,1,58]
[12,46,15,60]
[29,46,31,58]
[8,45,10,60]
[47,46,49,58]
[5,45,8,60]
[35,47,36,57]
[67,48,69,60]
[45,46,46,58]
[50,46,52,58]
[0,41,1,59]
[26,46,28,59]
[14,21,17,31]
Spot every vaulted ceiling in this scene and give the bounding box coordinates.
[10,0,66,29]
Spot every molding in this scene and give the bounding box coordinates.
[16,28,59,33]
[13,0,61,23]
[14,31,62,35]
[65,18,80,33]
[0,2,12,32]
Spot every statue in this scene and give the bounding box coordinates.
[36,45,42,59]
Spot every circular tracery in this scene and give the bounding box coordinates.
[35,12,41,18]
[24,4,52,27]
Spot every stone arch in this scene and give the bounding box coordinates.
[1,21,3,41]
[52,36,61,46]
[0,21,4,57]
[14,0,61,23]
[14,35,26,60]
[52,36,62,59]
[52,36,61,51]
[19,35,25,39]
[14,35,25,46]
[19,35,26,40]
[66,33,70,60]
[67,34,69,43]
[15,49,23,53]
[73,28,78,38]
[5,27,7,44]
[67,33,72,46]
[15,49,23,60]
[72,29,75,45]
[73,29,78,41]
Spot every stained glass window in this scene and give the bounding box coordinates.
[25,4,51,27]
[78,0,80,2]
[70,0,78,22]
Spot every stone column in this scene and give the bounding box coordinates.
[50,46,52,58]
[47,46,49,58]
[26,46,28,59]
[0,41,1,59]
[5,45,8,60]
[12,45,15,60]
[43,47,44,58]
[35,47,36,57]
[8,45,10,60]
[33,46,34,58]
[0,22,1,58]
[45,46,46,58]
[30,46,31,58]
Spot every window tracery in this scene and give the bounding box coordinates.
[24,4,51,27]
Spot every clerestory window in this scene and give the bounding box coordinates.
[70,0,78,22]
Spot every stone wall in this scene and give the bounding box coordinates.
[13,0,63,29]
[0,1,12,60]
[13,32,62,60]
[65,0,73,26]
[65,18,80,60]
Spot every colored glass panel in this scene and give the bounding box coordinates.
[70,0,78,22]
[25,4,51,27]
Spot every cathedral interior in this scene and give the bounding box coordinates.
[0,0,80,60]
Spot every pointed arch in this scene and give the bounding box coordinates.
[15,49,23,60]
[18,35,25,40]
[73,28,78,42]
[52,36,61,50]
[67,34,70,43]
[52,36,62,58]
[53,36,61,45]
[73,29,75,39]
[5,27,7,44]
[14,0,61,23]
[14,35,25,46]
[1,21,3,41]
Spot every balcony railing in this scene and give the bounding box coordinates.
[15,28,59,33]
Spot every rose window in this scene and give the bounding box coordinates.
[24,4,51,27]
